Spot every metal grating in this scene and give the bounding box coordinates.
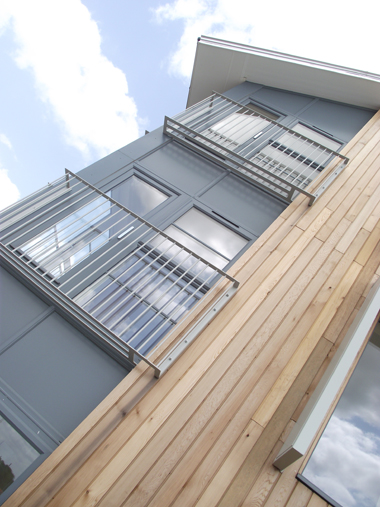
[0,170,239,377]
[164,92,349,205]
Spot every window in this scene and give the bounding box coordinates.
[152,207,248,279]
[201,102,278,151]
[251,123,342,188]
[0,395,56,506]
[244,102,280,121]
[75,250,202,355]
[74,208,248,355]
[0,415,40,497]
[18,176,169,279]
[299,322,380,507]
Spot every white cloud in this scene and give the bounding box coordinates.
[155,0,380,80]
[0,167,20,210]
[304,416,380,507]
[0,134,13,150]
[2,0,140,160]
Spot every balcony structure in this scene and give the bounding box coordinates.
[164,92,349,205]
[0,170,238,378]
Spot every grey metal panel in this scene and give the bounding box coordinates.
[118,127,170,161]
[0,310,127,438]
[76,150,133,187]
[0,267,48,344]
[140,141,224,195]
[222,82,376,143]
[222,81,262,102]
[200,174,286,235]
[249,86,315,115]
[298,99,375,142]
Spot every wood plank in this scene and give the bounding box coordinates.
[217,338,332,507]
[11,363,155,507]
[189,421,263,507]
[240,441,282,507]
[254,458,303,507]
[306,494,329,507]
[335,183,380,254]
[284,482,313,507]
[253,261,362,427]
[324,234,380,343]
[296,119,380,231]
[355,223,380,266]
[315,139,380,242]
[139,239,330,504]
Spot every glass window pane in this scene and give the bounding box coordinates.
[19,176,167,278]
[110,175,168,216]
[0,415,40,496]
[292,123,341,151]
[243,103,279,121]
[163,225,227,271]
[210,113,270,145]
[302,324,380,507]
[174,208,248,261]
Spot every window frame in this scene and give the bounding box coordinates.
[273,278,380,474]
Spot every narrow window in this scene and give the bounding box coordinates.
[300,322,380,507]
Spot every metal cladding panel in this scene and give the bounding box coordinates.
[0,270,128,439]
[0,266,48,345]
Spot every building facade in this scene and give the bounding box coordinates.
[1,37,380,507]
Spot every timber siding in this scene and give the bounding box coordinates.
[5,109,380,507]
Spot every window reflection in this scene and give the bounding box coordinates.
[0,415,40,496]
[110,175,168,217]
[161,208,248,274]
[302,323,380,507]
[75,252,201,355]
[19,176,168,279]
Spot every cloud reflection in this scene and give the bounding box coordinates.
[303,337,380,507]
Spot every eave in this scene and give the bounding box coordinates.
[187,36,380,110]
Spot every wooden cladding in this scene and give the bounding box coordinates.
[5,109,380,507]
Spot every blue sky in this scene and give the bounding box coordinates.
[1,0,380,210]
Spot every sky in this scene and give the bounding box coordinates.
[303,336,380,507]
[1,0,380,211]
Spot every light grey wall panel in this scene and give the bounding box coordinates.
[225,82,376,142]
[251,86,314,115]
[298,99,375,142]
[0,267,48,345]
[140,142,224,194]
[0,310,127,438]
[201,174,286,235]
[76,150,133,186]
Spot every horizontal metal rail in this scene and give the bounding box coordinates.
[0,171,239,376]
[164,92,349,205]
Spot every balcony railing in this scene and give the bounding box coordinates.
[164,93,349,205]
[0,171,239,377]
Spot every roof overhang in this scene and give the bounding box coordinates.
[187,36,380,110]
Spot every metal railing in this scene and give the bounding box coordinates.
[0,171,239,377]
[164,92,349,205]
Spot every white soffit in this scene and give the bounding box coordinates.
[187,36,380,110]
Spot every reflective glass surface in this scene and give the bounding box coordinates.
[20,176,168,278]
[174,208,248,262]
[75,253,199,354]
[209,113,270,145]
[302,324,380,507]
[0,415,40,496]
[110,175,168,216]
